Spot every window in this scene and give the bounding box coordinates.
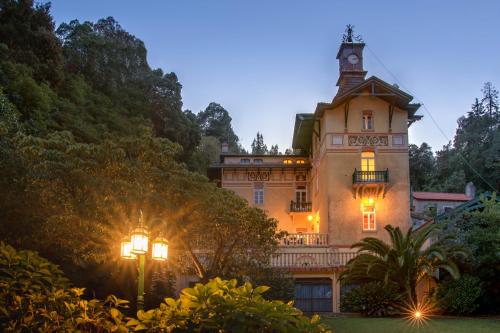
[362,111,374,130]
[361,151,375,181]
[362,205,376,231]
[283,159,293,164]
[254,158,263,164]
[296,159,305,164]
[254,183,264,205]
[295,185,307,204]
[240,158,250,164]
[392,135,404,145]
[332,134,343,145]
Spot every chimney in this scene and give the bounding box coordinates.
[465,182,476,199]
[221,142,229,154]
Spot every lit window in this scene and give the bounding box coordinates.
[296,159,305,164]
[362,111,374,130]
[361,151,375,179]
[283,159,293,164]
[254,188,264,205]
[240,158,250,164]
[254,159,263,164]
[332,134,343,145]
[362,205,376,231]
[392,135,403,145]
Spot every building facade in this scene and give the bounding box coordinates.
[209,36,422,312]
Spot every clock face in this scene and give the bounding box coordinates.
[347,53,359,64]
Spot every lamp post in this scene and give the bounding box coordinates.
[120,211,168,310]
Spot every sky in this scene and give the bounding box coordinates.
[50,0,500,152]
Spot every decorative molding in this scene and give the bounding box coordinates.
[248,171,271,181]
[348,135,388,146]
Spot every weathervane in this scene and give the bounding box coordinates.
[342,24,363,43]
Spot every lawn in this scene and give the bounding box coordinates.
[322,316,500,333]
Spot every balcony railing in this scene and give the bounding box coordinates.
[271,251,356,268]
[352,169,389,184]
[280,233,328,246]
[290,201,312,212]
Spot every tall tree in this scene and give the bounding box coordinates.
[408,142,436,191]
[269,144,280,155]
[197,102,240,152]
[251,132,268,154]
[481,82,499,117]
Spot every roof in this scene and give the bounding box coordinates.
[292,76,422,151]
[292,113,315,153]
[315,76,421,118]
[413,192,471,202]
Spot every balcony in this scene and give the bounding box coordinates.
[352,169,389,183]
[352,169,389,198]
[290,201,312,212]
[280,233,328,246]
[271,251,356,270]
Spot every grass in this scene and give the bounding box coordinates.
[322,316,500,333]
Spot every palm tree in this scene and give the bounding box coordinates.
[340,223,461,305]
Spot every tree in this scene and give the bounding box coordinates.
[188,136,221,175]
[269,144,280,155]
[408,143,436,191]
[481,82,499,117]
[0,0,63,85]
[340,224,461,305]
[197,102,241,152]
[251,132,268,154]
[441,194,500,313]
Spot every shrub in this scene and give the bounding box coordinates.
[0,242,129,332]
[126,278,331,333]
[435,276,482,315]
[340,282,402,317]
[1,243,330,332]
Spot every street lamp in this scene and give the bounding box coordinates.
[120,211,168,310]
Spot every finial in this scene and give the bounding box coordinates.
[342,24,363,43]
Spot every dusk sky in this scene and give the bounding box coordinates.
[50,0,500,152]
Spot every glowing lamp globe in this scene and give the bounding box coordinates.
[131,226,149,254]
[307,214,313,222]
[152,237,168,261]
[120,238,136,260]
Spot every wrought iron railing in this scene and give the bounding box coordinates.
[280,233,328,246]
[290,201,312,212]
[271,251,356,268]
[352,169,389,183]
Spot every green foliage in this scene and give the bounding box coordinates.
[196,102,241,152]
[251,131,268,154]
[441,195,500,313]
[0,242,129,332]
[340,282,402,317]
[250,267,295,302]
[409,142,436,191]
[126,278,331,333]
[340,224,462,305]
[435,276,483,315]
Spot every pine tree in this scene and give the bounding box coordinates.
[481,82,499,117]
[251,132,268,154]
[269,144,280,155]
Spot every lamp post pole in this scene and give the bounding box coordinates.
[137,253,146,311]
[120,211,169,311]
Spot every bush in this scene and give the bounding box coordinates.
[340,282,402,317]
[1,243,330,332]
[435,276,483,315]
[127,278,331,333]
[0,242,129,332]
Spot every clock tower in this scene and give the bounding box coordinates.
[336,25,367,95]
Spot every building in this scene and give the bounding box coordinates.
[412,182,475,216]
[209,30,422,312]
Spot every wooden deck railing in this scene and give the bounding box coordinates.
[280,233,328,246]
